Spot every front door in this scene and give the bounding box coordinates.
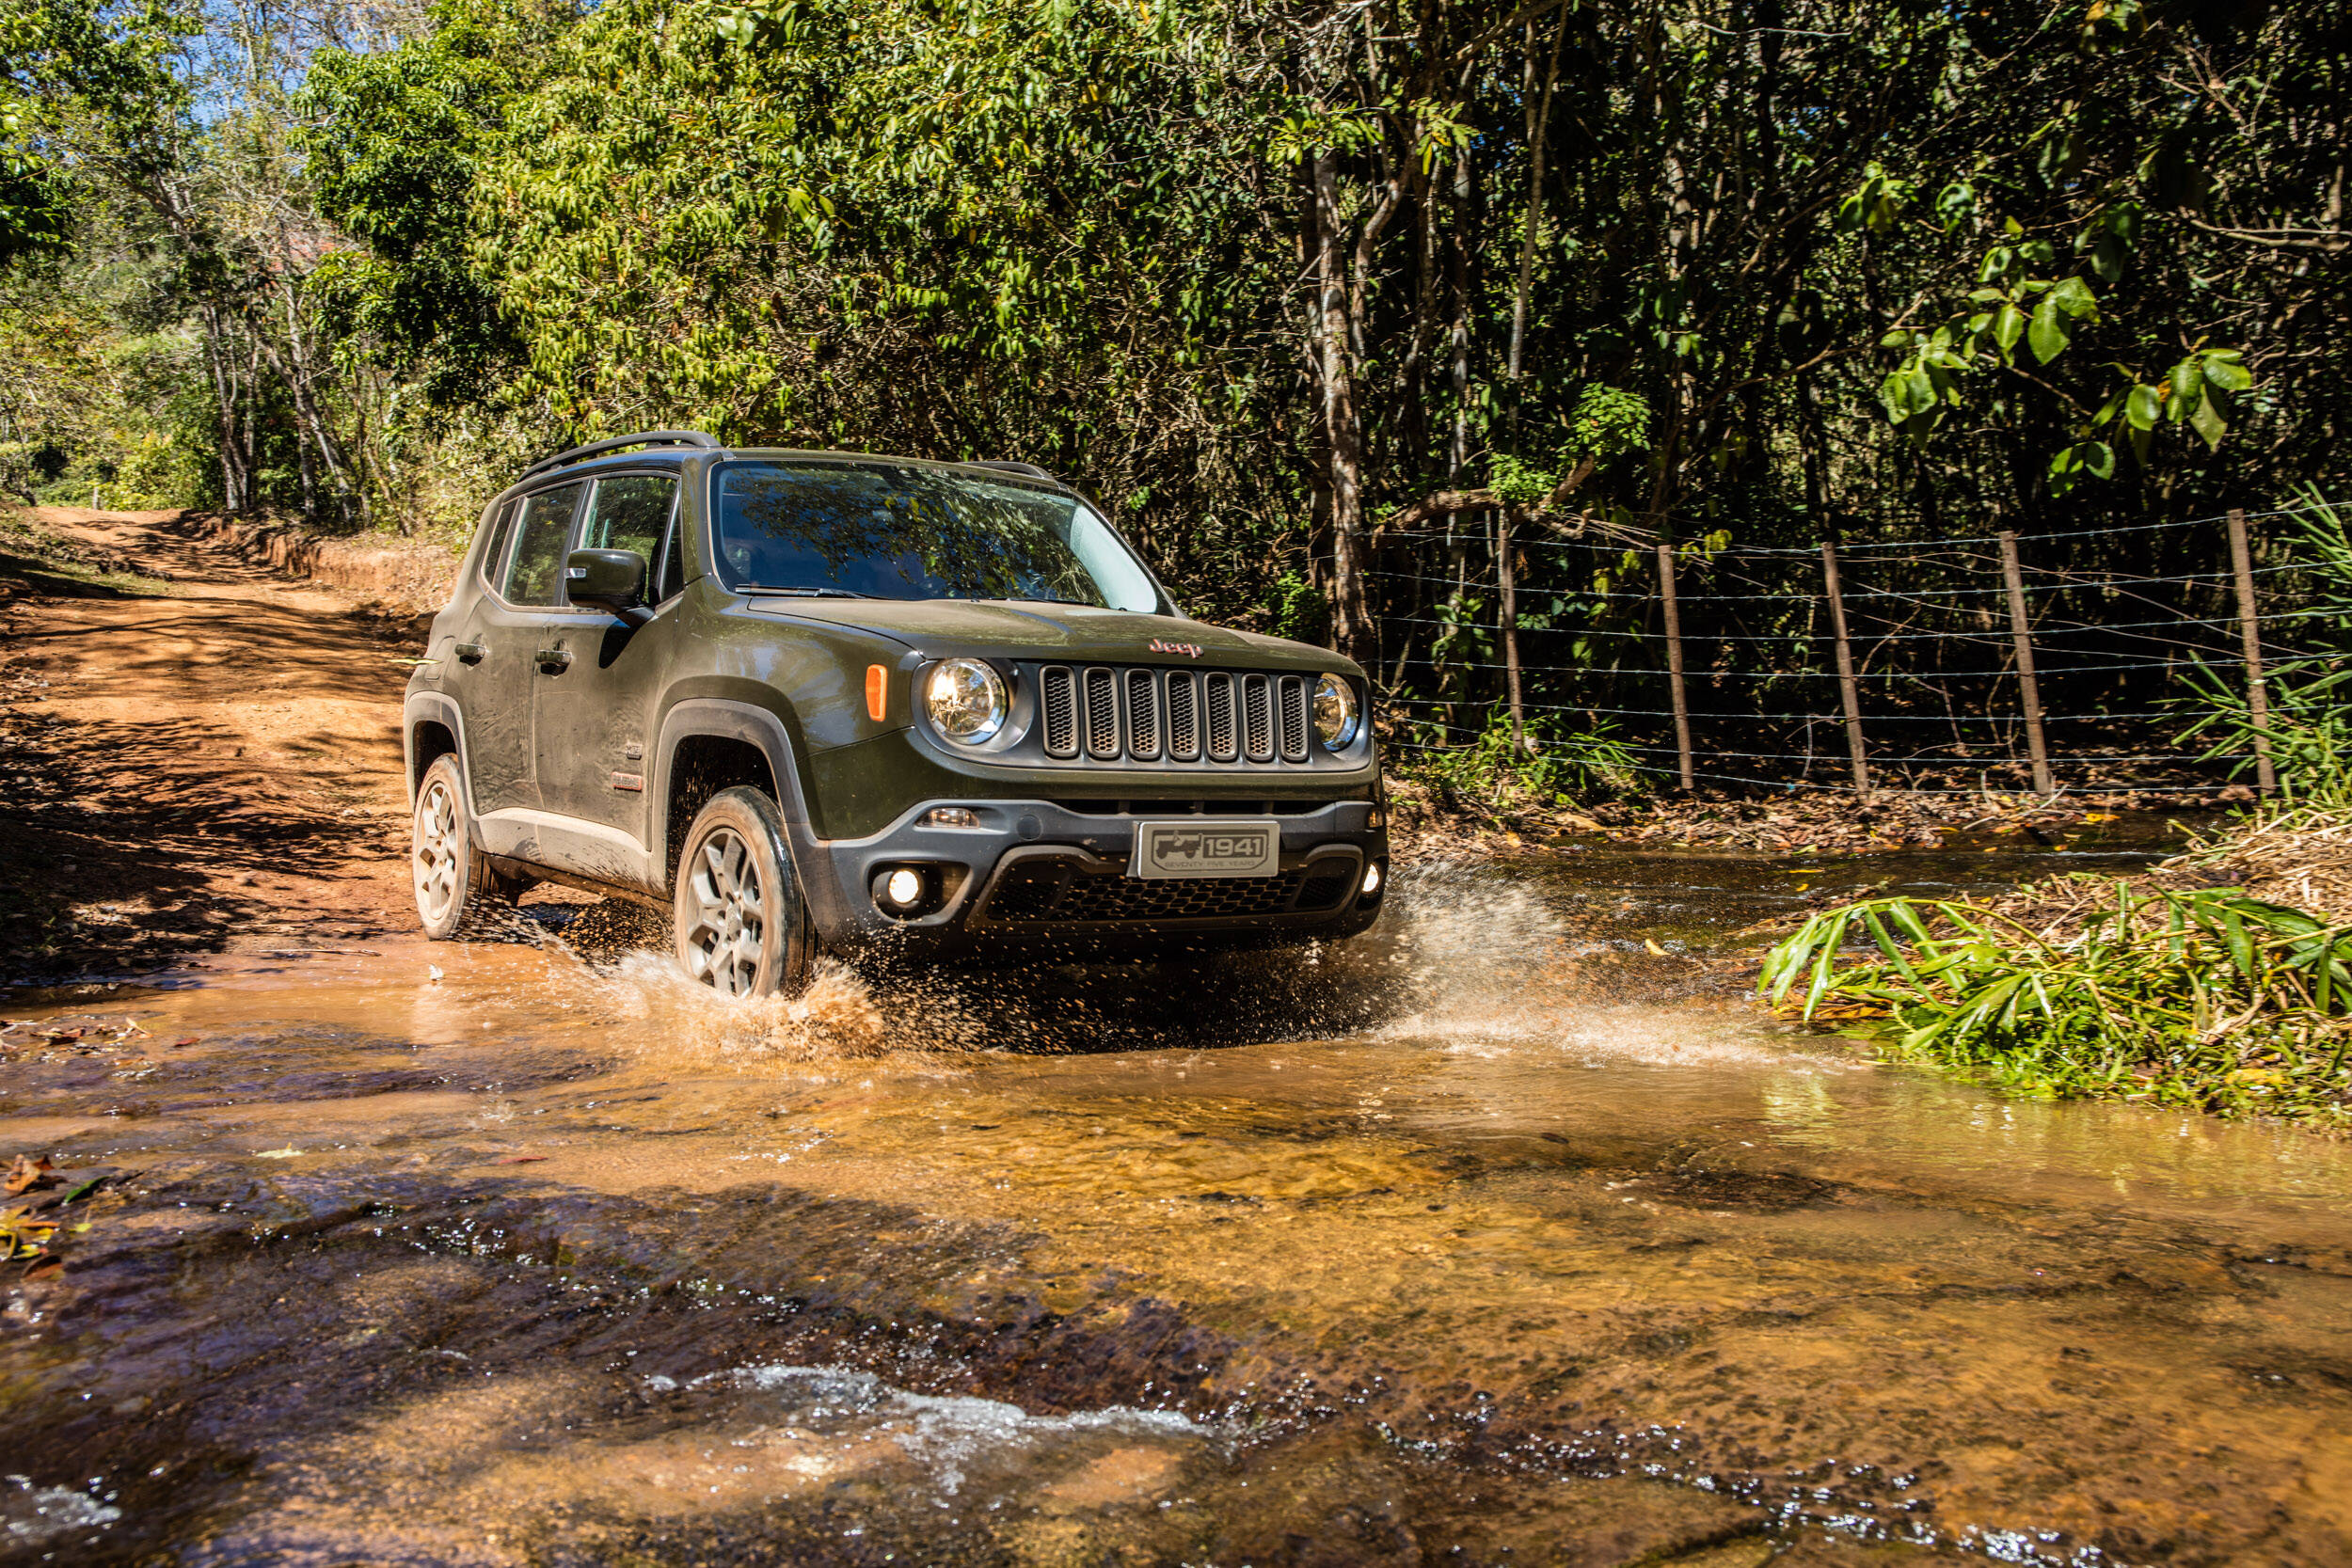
[531,471,683,887]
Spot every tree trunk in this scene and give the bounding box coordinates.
[1312,150,1373,664]
[201,307,248,514]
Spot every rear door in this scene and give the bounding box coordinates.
[467,480,586,816]
[532,471,684,863]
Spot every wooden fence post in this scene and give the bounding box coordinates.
[1996,529,2055,796]
[1820,540,1868,792]
[2226,506,2278,798]
[1657,542,1694,792]
[1497,511,1525,752]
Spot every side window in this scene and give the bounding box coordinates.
[501,483,585,606]
[474,499,519,589]
[580,474,677,566]
[654,501,687,602]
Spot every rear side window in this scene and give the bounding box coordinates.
[474,499,519,588]
[502,483,584,606]
[581,474,676,566]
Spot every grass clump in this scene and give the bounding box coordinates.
[1760,872,2352,1126]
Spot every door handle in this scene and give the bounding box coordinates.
[535,648,573,673]
[454,641,486,664]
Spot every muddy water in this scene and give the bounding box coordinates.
[5,831,2350,1567]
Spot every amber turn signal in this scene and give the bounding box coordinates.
[866,664,887,721]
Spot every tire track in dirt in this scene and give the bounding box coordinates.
[0,508,427,984]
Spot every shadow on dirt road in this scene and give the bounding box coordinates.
[0,509,422,983]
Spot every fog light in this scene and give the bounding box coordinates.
[883,868,925,908]
[922,806,980,829]
[1361,862,1384,896]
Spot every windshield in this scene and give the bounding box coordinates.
[711,461,1161,611]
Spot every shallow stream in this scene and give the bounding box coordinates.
[4,821,2348,1566]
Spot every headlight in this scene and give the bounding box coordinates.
[1312,673,1359,751]
[924,657,1008,744]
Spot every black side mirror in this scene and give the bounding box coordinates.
[565,548,650,624]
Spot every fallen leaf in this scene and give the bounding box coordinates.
[1643,939,1668,957]
[4,1155,57,1196]
[492,1155,548,1165]
[427,965,444,984]
[22,1258,63,1282]
[254,1147,303,1160]
[171,1037,199,1049]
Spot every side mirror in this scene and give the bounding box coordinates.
[565,548,650,624]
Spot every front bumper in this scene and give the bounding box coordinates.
[802,798,1388,958]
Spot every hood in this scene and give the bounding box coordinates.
[741,596,1356,675]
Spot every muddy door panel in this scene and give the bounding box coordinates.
[527,474,678,889]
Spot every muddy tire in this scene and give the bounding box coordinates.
[411,753,518,940]
[672,786,814,999]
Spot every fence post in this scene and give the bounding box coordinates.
[1820,540,1868,793]
[1497,511,1525,752]
[1657,541,1694,791]
[1996,529,2055,796]
[2226,506,2278,798]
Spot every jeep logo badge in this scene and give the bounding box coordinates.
[1149,638,1202,658]
[1131,818,1279,879]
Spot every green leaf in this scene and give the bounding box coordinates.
[2190,388,2227,449]
[2089,233,2125,283]
[1879,328,1915,349]
[2028,294,2069,363]
[2125,383,2161,431]
[1979,246,2013,284]
[2048,275,2099,320]
[1993,302,2026,356]
[2203,356,2252,392]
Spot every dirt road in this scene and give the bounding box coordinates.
[0,509,421,982]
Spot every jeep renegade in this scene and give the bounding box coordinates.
[405,431,1389,996]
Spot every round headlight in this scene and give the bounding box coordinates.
[924,657,1009,744]
[1312,673,1359,751]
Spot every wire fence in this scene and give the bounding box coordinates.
[1361,499,2349,798]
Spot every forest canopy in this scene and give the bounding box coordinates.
[2,0,2344,757]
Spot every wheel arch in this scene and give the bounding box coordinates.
[404,693,474,811]
[652,699,844,936]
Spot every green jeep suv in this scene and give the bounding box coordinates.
[405,431,1389,996]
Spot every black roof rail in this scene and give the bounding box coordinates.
[520,430,721,483]
[970,460,1057,482]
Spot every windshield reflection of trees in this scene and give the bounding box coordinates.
[721,465,1104,604]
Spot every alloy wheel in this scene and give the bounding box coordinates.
[682,826,766,996]
[413,778,464,925]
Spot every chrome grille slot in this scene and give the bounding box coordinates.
[1165,672,1200,761]
[1242,674,1274,762]
[1278,674,1309,762]
[1125,670,1161,760]
[1204,673,1238,762]
[1041,666,1078,758]
[1084,667,1120,759]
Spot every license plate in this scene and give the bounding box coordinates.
[1130,819,1280,879]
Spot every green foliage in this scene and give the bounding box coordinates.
[1564,386,1650,465]
[1760,888,2352,1125]
[0,111,72,268]
[1265,570,1327,644]
[1402,709,1644,808]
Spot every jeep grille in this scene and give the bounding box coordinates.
[1037,666,1317,769]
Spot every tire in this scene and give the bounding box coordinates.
[411,753,519,940]
[672,786,814,999]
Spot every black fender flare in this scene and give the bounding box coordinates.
[651,698,846,935]
[403,691,476,815]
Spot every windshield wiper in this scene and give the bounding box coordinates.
[739,585,877,599]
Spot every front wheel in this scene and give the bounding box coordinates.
[673,786,814,998]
